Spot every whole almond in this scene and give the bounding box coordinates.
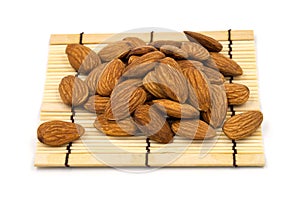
[123,62,157,78]
[183,67,211,111]
[123,37,146,48]
[126,51,165,68]
[222,111,263,140]
[181,41,210,61]
[94,114,137,136]
[83,95,110,114]
[143,64,189,102]
[98,41,132,62]
[66,44,101,74]
[128,45,157,56]
[85,63,107,95]
[105,79,147,120]
[134,104,174,144]
[149,40,182,49]
[160,45,188,59]
[97,59,125,96]
[210,52,243,76]
[224,83,250,105]
[178,60,225,84]
[202,85,227,128]
[152,99,199,118]
[171,119,216,140]
[159,57,181,70]
[37,120,85,146]
[59,75,89,106]
[184,31,223,52]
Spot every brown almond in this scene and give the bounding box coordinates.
[149,40,182,49]
[184,31,223,52]
[128,45,157,56]
[159,57,181,70]
[98,41,132,62]
[134,104,174,144]
[210,52,243,76]
[183,67,211,111]
[94,114,137,136]
[83,95,110,114]
[85,63,107,95]
[152,99,199,118]
[222,111,263,140]
[104,79,147,120]
[171,119,216,140]
[123,37,146,48]
[66,44,101,74]
[224,83,250,105]
[59,75,89,106]
[128,55,140,65]
[96,59,125,96]
[37,120,85,146]
[160,45,188,59]
[202,85,227,128]
[181,41,210,61]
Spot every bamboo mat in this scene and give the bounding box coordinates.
[35,30,264,167]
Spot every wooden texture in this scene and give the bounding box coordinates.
[34,30,264,167]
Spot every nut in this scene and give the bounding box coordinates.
[184,31,223,52]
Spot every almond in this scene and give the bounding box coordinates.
[94,114,137,136]
[182,67,211,111]
[143,63,188,102]
[152,99,199,118]
[224,83,250,105]
[159,57,181,70]
[66,44,101,74]
[134,104,174,143]
[210,52,243,76]
[37,120,85,146]
[202,85,227,128]
[222,111,263,140]
[123,37,146,47]
[128,45,157,56]
[171,119,216,140]
[98,41,132,62]
[160,45,188,59]
[105,79,147,120]
[181,41,210,61]
[123,62,157,78]
[83,95,110,114]
[85,63,107,95]
[96,59,125,96]
[184,31,223,52]
[59,75,89,106]
[149,40,182,49]
[128,55,140,65]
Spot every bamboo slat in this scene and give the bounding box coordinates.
[35,30,265,167]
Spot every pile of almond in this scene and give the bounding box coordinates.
[38,31,263,146]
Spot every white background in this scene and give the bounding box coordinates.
[0,0,299,197]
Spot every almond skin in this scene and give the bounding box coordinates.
[184,31,223,52]
[181,41,210,61]
[66,44,101,74]
[183,67,211,111]
[96,59,125,96]
[224,83,250,105]
[127,45,157,56]
[222,111,263,140]
[160,45,188,59]
[149,40,182,49]
[37,120,85,146]
[123,37,146,48]
[104,79,147,120]
[98,41,132,62]
[59,75,89,106]
[83,95,110,114]
[202,84,227,128]
[94,114,137,136]
[152,99,199,119]
[210,52,243,76]
[171,119,216,140]
[134,104,174,144]
[85,63,107,95]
